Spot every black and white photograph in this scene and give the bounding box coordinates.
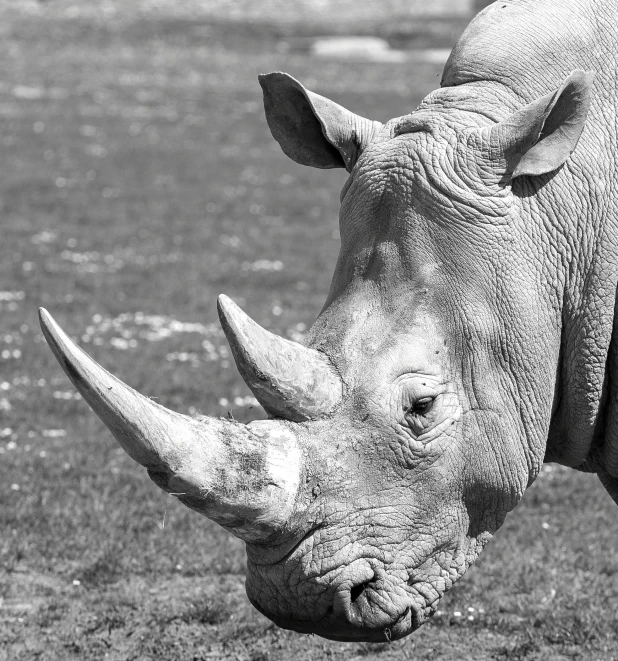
[1,0,617,659]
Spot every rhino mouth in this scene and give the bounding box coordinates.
[251,591,421,643]
[245,522,472,642]
[246,549,432,642]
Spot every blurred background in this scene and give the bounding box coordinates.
[1,1,616,659]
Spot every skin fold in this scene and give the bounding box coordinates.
[41,0,618,643]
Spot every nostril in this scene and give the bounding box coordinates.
[350,580,371,603]
[332,560,376,620]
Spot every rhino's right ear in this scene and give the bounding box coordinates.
[486,69,594,180]
[259,72,382,172]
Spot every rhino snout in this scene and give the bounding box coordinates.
[248,559,420,642]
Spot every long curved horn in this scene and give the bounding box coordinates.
[39,308,302,543]
[217,295,342,422]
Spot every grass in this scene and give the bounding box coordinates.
[0,3,617,660]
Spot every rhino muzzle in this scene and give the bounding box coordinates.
[248,558,422,642]
[38,301,341,542]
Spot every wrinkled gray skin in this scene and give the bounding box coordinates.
[247,0,618,641]
[42,0,618,643]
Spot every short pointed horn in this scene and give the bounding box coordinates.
[39,308,302,543]
[217,295,342,422]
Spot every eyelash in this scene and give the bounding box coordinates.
[405,397,434,418]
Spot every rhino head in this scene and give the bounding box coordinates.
[41,68,593,642]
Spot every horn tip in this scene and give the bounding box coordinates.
[217,294,243,328]
[38,307,81,382]
[38,306,52,326]
[217,293,234,312]
[39,307,61,346]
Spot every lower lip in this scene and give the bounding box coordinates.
[266,607,418,643]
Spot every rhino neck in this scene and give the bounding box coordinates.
[546,280,618,476]
[416,78,618,483]
[528,106,618,477]
[436,0,618,482]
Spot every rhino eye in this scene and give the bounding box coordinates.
[405,397,434,418]
[404,397,436,435]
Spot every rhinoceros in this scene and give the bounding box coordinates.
[40,0,618,643]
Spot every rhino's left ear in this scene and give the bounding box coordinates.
[488,69,595,180]
[259,72,383,172]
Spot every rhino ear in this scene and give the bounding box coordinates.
[259,72,382,172]
[489,70,594,180]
